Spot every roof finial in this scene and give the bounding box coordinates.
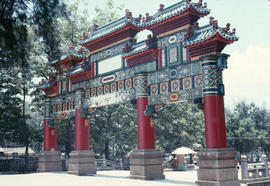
[212,20,218,29]
[146,34,155,47]
[92,24,99,32]
[203,2,207,8]
[135,14,142,22]
[192,21,199,30]
[158,4,165,12]
[145,13,152,22]
[185,0,192,4]
[209,16,214,25]
[222,23,230,33]
[184,26,194,40]
[122,42,131,53]
[231,28,236,35]
[125,9,132,19]
[195,0,203,8]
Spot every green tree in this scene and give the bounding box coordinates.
[90,104,137,159]
[226,101,270,155]
[155,102,205,153]
[48,0,125,158]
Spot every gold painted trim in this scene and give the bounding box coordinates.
[191,52,219,61]
[90,37,131,55]
[156,24,190,39]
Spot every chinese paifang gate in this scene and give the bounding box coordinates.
[38,0,239,185]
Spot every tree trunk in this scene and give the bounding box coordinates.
[105,141,109,159]
[23,84,29,172]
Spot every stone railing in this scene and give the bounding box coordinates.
[241,155,270,185]
[95,155,129,170]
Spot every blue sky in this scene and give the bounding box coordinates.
[69,0,270,109]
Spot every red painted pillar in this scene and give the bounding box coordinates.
[74,90,90,151]
[201,55,227,148]
[136,73,155,149]
[203,95,227,148]
[43,120,57,151]
[75,109,90,150]
[137,97,155,149]
[43,98,57,151]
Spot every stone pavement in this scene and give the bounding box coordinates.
[0,170,198,186]
[0,169,246,186]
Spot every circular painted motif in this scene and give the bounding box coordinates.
[169,69,178,79]
[60,112,66,118]
[168,35,177,44]
[170,93,179,101]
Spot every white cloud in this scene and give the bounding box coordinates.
[223,45,270,109]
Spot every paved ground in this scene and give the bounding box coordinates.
[0,169,198,186]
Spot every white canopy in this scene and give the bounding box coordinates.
[0,147,35,154]
[172,147,196,155]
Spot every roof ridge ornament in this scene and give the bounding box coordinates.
[92,24,99,32]
[185,0,192,4]
[222,23,230,33]
[195,0,203,8]
[135,14,142,22]
[158,4,165,12]
[203,2,207,8]
[145,13,153,22]
[209,16,218,29]
[146,34,156,48]
[123,39,136,53]
[231,28,236,35]
[184,21,198,40]
[125,9,132,19]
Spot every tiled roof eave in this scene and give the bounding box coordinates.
[68,63,91,77]
[51,54,88,66]
[143,4,210,28]
[123,47,154,58]
[40,80,57,89]
[80,21,141,46]
[68,69,90,78]
[183,32,238,48]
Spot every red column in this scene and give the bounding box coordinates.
[203,95,227,148]
[137,97,155,149]
[74,109,90,151]
[43,120,57,151]
[136,73,155,149]
[201,54,228,148]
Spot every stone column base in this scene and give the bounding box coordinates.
[129,149,165,180]
[68,150,96,176]
[196,148,240,186]
[38,151,62,172]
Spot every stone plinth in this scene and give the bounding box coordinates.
[68,150,96,176]
[38,151,62,172]
[129,149,165,180]
[196,148,240,186]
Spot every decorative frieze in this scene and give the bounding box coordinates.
[136,73,149,98]
[201,54,226,96]
[44,98,51,120]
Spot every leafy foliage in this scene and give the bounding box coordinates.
[226,101,270,154]
[89,104,137,158]
[155,102,205,153]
